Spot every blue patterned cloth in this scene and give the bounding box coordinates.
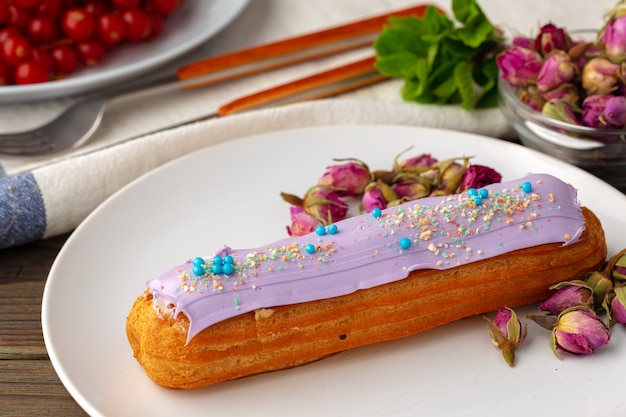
[0,172,47,248]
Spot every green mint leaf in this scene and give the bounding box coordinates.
[375,53,420,79]
[453,61,475,110]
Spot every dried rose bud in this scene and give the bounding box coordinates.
[317,159,371,198]
[496,46,543,87]
[458,164,502,192]
[611,250,626,281]
[302,186,348,224]
[362,180,398,213]
[550,307,610,358]
[582,94,614,128]
[534,23,571,55]
[584,270,614,307]
[393,175,431,200]
[602,15,626,59]
[603,95,626,127]
[285,206,320,237]
[541,83,579,105]
[485,307,527,366]
[539,281,594,316]
[542,99,581,125]
[517,85,546,111]
[608,286,626,325]
[395,152,438,174]
[537,51,577,93]
[438,160,468,193]
[581,57,620,96]
[512,36,533,49]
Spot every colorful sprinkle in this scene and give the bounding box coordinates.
[472,196,483,206]
[192,257,205,266]
[315,225,326,236]
[222,263,234,275]
[372,207,382,218]
[521,181,533,193]
[399,237,412,250]
[192,265,205,276]
[328,224,338,234]
[305,244,316,254]
[479,188,489,198]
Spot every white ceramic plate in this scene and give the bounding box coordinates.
[42,125,626,417]
[0,0,249,103]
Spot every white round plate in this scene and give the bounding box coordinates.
[0,0,249,103]
[42,125,626,417]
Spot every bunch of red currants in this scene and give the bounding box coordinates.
[0,0,183,85]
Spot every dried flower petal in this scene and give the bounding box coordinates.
[317,159,371,198]
[539,281,593,315]
[485,307,526,366]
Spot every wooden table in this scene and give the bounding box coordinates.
[0,233,87,417]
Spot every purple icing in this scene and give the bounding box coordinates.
[147,173,584,343]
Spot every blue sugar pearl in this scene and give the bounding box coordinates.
[213,255,224,265]
[305,243,316,254]
[473,196,483,206]
[399,237,412,250]
[223,255,234,264]
[192,265,205,276]
[315,225,326,236]
[479,188,489,198]
[372,207,382,218]
[192,257,205,266]
[222,263,234,275]
[327,224,338,234]
[522,181,533,193]
[211,263,223,274]
[468,188,478,197]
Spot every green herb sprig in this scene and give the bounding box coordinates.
[374,0,504,110]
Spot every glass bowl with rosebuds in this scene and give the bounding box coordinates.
[496,18,626,190]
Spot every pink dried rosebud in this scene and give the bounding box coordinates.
[582,94,614,128]
[602,15,626,58]
[542,99,581,125]
[584,270,614,308]
[610,286,626,325]
[541,83,579,105]
[512,36,533,49]
[458,164,502,192]
[393,176,430,200]
[485,307,526,367]
[517,85,546,111]
[285,206,320,237]
[397,153,438,172]
[362,180,397,213]
[610,250,626,281]
[603,95,626,127]
[550,307,610,358]
[536,51,577,93]
[539,281,594,316]
[302,186,349,224]
[496,46,543,87]
[317,159,371,197]
[534,23,571,55]
[581,57,620,96]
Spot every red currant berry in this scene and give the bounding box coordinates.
[28,16,60,44]
[8,4,33,31]
[0,27,22,44]
[50,44,79,75]
[121,8,151,41]
[14,60,49,84]
[0,61,12,85]
[32,47,54,73]
[111,0,141,10]
[97,12,126,45]
[147,13,164,38]
[84,0,110,16]
[146,0,181,16]
[0,0,9,25]
[2,34,33,67]
[77,40,105,66]
[12,0,42,10]
[36,0,63,18]
[62,7,96,41]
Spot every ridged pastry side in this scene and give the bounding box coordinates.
[126,207,606,389]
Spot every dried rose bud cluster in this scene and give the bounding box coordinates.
[496,1,626,133]
[280,150,502,236]
[488,249,626,365]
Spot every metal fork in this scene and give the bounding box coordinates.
[0,4,430,157]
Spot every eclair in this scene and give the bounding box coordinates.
[127,173,607,389]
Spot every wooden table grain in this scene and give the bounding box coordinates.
[0,233,88,417]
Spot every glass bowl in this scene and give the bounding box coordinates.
[498,78,626,191]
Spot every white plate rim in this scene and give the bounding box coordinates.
[42,124,626,417]
[0,0,249,102]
